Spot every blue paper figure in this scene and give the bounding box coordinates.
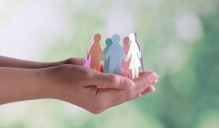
[103,38,113,73]
[135,33,145,72]
[105,34,126,75]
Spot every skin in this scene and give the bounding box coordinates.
[0,56,159,114]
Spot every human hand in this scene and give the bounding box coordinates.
[45,58,86,67]
[42,64,158,114]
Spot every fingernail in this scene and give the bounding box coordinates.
[136,94,142,98]
[147,73,154,80]
[121,78,134,89]
[151,86,156,92]
[153,72,159,78]
[149,74,155,84]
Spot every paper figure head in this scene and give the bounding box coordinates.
[134,33,138,41]
[94,33,101,44]
[105,38,113,46]
[123,36,129,45]
[112,34,120,44]
[129,33,136,43]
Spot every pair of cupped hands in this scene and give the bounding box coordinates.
[46,58,159,114]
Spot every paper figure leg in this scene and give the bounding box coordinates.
[136,68,139,78]
[121,68,127,77]
[132,68,135,79]
[124,70,128,78]
[115,66,121,75]
[128,69,132,79]
[108,65,115,74]
[84,55,91,68]
[140,57,145,72]
[104,59,110,73]
[124,70,127,78]
[96,65,101,72]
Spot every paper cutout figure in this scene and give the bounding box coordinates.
[122,37,132,78]
[105,34,126,75]
[84,33,144,78]
[87,33,104,72]
[84,35,93,68]
[103,38,113,73]
[84,55,91,68]
[126,33,142,79]
[135,33,145,72]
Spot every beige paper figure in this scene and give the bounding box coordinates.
[126,33,142,79]
[88,33,104,72]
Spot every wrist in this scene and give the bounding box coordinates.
[35,67,58,99]
[37,65,69,100]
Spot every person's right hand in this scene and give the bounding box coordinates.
[41,64,159,114]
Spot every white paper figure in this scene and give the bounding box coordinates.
[135,33,145,72]
[126,33,142,79]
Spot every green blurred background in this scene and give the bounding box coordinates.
[0,0,219,128]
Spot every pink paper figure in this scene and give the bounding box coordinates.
[126,33,142,79]
[84,35,93,68]
[135,33,145,72]
[84,55,91,68]
[122,37,132,78]
[87,33,104,72]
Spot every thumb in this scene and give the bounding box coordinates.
[92,72,135,89]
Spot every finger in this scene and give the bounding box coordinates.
[132,72,158,98]
[95,72,157,108]
[96,88,129,108]
[91,72,135,89]
[134,94,142,99]
[141,85,155,95]
[131,85,155,100]
[66,58,86,66]
[139,71,159,77]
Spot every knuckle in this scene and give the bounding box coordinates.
[56,64,68,72]
[145,71,153,74]
[142,71,153,78]
[82,68,93,80]
[66,58,75,64]
[126,89,134,101]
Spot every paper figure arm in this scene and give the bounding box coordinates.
[104,47,112,61]
[137,48,142,59]
[87,46,93,59]
[126,45,132,61]
[100,50,105,60]
[87,51,91,59]
[121,48,126,60]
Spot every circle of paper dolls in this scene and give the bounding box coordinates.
[84,33,144,79]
